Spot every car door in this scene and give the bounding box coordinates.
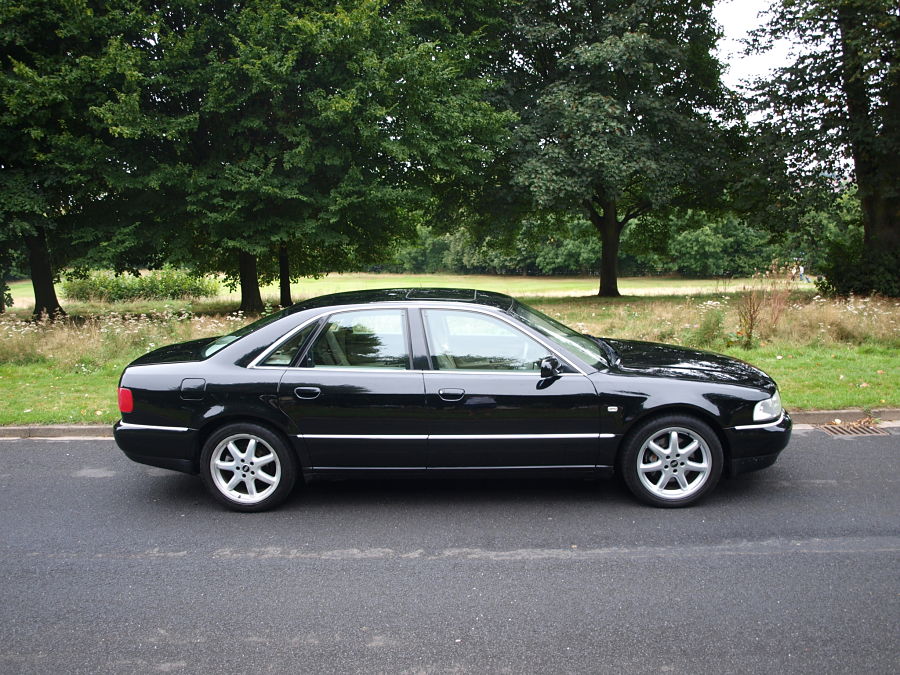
[277,308,427,470]
[419,308,602,469]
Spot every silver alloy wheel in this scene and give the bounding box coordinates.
[636,426,712,500]
[209,433,282,505]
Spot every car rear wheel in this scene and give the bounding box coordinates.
[200,423,297,512]
[621,415,723,507]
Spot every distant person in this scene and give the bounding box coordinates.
[790,264,798,281]
[799,264,810,283]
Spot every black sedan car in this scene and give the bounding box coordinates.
[114,288,791,511]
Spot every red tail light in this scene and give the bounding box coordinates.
[118,387,134,413]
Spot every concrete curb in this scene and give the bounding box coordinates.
[0,425,113,439]
[787,409,900,425]
[1,409,899,439]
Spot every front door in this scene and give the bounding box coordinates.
[419,308,602,469]
[277,308,427,469]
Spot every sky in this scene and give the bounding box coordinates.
[713,0,793,90]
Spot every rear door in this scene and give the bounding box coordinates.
[419,308,602,469]
[277,308,427,469]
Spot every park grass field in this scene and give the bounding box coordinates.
[7,272,767,316]
[1,273,897,424]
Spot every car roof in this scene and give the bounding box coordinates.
[289,288,516,312]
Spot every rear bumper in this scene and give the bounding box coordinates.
[114,420,198,474]
[724,411,792,476]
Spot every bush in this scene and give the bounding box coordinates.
[816,239,900,297]
[62,268,220,302]
[690,307,725,347]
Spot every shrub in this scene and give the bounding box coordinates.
[736,290,763,349]
[62,268,220,302]
[690,305,725,347]
[816,240,900,297]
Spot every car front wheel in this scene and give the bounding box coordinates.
[200,423,297,512]
[621,415,723,507]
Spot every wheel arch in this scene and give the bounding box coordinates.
[195,415,303,470]
[617,405,730,469]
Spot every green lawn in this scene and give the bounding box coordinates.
[2,273,895,424]
[718,344,897,412]
[0,363,122,425]
[0,342,893,426]
[8,272,774,315]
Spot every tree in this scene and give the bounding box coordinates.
[504,0,732,296]
[749,0,899,295]
[89,0,512,312]
[0,1,103,316]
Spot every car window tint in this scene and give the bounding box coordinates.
[423,309,546,371]
[309,310,409,369]
[260,321,319,367]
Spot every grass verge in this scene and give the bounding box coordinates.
[1,275,897,424]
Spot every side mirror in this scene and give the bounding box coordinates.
[540,355,561,378]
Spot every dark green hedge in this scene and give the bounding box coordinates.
[62,268,220,302]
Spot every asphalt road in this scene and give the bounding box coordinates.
[0,428,898,674]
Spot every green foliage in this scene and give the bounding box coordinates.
[691,309,726,348]
[505,0,733,293]
[749,1,899,295]
[669,214,774,278]
[85,0,513,291]
[387,218,602,276]
[816,237,900,297]
[62,269,219,303]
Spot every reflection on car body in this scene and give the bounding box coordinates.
[114,288,791,511]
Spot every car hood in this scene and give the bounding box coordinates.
[604,338,774,389]
[128,337,219,366]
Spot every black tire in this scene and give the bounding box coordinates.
[200,423,298,512]
[620,414,723,508]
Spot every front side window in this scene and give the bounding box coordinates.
[512,301,608,370]
[423,309,547,371]
[308,309,409,369]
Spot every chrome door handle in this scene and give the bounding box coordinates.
[294,387,321,400]
[438,388,465,402]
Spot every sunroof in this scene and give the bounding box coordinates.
[405,288,477,301]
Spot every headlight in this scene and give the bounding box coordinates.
[753,390,782,421]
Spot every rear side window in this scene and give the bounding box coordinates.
[260,321,320,367]
[307,309,410,369]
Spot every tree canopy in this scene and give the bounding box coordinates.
[504,0,734,296]
[748,0,899,295]
[2,0,896,314]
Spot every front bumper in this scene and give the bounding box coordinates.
[724,410,792,476]
[114,420,199,474]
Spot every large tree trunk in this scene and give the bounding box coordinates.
[838,5,899,255]
[24,226,65,318]
[237,251,264,314]
[278,244,292,307]
[588,200,622,297]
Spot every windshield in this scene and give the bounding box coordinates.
[511,301,608,371]
[201,307,296,358]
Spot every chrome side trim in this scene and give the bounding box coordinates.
[117,422,191,433]
[313,465,612,471]
[430,464,601,470]
[298,433,613,441]
[430,433,612,440]
[733,411,786,431]
[314,466,425,470]
[301,434,428,440]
